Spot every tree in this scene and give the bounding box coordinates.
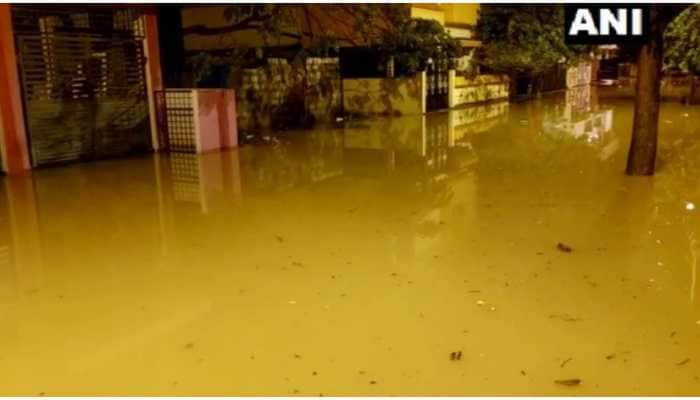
[664,4,700,105]
[372,7,461,75]
[186,5,460,80]
[625,5,687,176]
[475,6,589,98]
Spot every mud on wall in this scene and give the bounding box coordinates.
[450,74,509,108]
[343,73,426,116]
[233,57,341,133]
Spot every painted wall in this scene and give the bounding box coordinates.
[410,4,479,27]
[0,4,30,174]
[410,6,445,25]
[449,73,509,108]
[195,89,238,153]
[181,5,393,51]
[182,6,299,51]
[442,5,479,27]
[343,72,425,116]
[566,61,593,88]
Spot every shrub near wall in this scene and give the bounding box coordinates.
[233,57,341,133]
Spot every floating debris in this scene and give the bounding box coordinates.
[468,290,481,293]
[555,379,581,386]
[670,331,677,338]
[369,380,377,385]
[450,351,463,361]
[556,243,573,253]
[560,357,572,368]
[520,370,527,376]
[676,358,691,366]
[184,342,194,349]
[476,300,486,306]
[549,313,581,322]
[312,371,318,376]
[275,235,284,243]
[605,354,616,360]
[294,354,302,359]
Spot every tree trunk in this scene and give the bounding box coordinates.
[626,18,664,176]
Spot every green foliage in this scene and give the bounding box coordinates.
[475,5,588,75]
[664,5,700,75]
[375,12,462,74]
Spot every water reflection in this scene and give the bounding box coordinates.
[542,86,615,148]
[1,91,700,395]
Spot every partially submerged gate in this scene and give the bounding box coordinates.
[13,7,151,166]
[426,59,449,112]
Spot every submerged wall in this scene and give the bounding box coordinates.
[449,73,509,108]
[566,61,593,88]
[343,72,425,116]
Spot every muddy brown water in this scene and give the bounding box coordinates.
[0,88,699,395]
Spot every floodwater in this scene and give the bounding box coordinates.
[1,86,700,395]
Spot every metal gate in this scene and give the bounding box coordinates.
[14,8,150,166]
[426,59,449,112]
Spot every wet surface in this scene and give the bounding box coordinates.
[1,87,700,395]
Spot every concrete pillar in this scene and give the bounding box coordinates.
[0,4,31,174]
[448,69,456,108]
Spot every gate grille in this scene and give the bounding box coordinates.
[155,90,197,153]
[14,7,150,166]
[426,59,449,112]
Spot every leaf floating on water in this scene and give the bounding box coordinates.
[556,243,573,253]
[676,358,691,366]
[555,379,581,386]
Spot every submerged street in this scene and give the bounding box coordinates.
[1,91,700,395]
